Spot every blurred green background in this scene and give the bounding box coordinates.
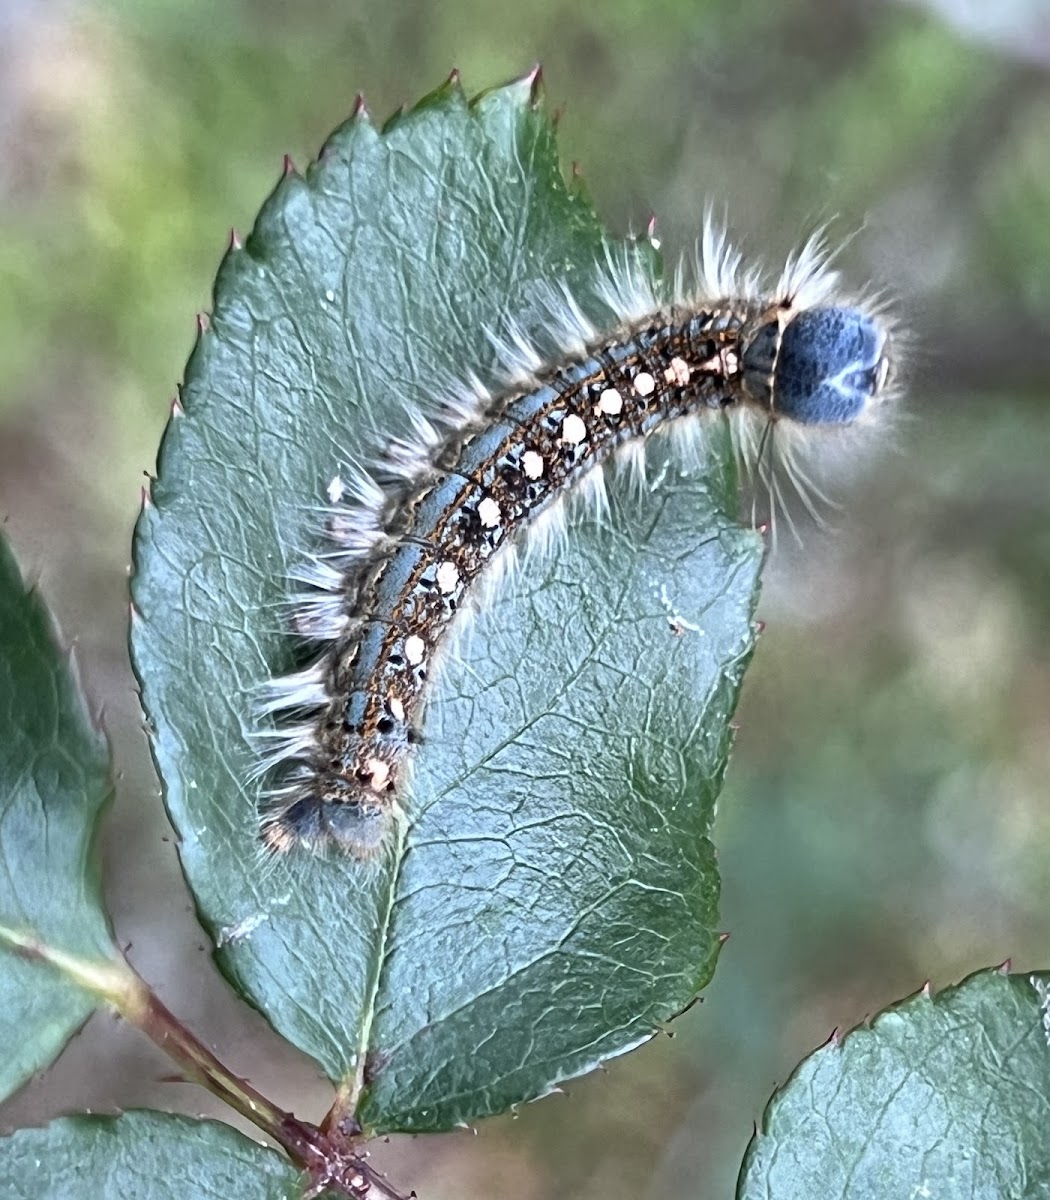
[2,0,1050,1196]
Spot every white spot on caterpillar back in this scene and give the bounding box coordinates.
[522,451,545,480]
[560,414,587,445]
[598,388,623,416]
[404,635,426,666]
[633,372,655,397]
[478,497,502,527]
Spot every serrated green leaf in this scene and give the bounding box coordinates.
[0,535,120,1102]
[0,1111,309,1199]
[130,73,762,1131]
[738,967,1050,1200]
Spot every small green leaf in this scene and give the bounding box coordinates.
[0,534,120,1102]
[738,967,1050,1199]
[131,74,762,1130]
[0,1111,308,1199]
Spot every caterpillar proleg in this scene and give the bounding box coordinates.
[258,222,897,859]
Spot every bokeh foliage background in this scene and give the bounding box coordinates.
[1,0,1049,1197]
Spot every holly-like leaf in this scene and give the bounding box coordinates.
[0,534,121,1103]
[738,967,1050,1199]
[130,72,762,1131]
[0,1111,310,1199]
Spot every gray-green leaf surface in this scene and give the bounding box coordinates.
[0,1111,308,1199]
[738,967,1050,1199]
[130,74,762,1131]
[0,535,117,1102]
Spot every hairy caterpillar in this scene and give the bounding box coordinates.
[257,223,897,859]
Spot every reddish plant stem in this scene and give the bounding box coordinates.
[126,975,409,1199]
[3,924,411,1196]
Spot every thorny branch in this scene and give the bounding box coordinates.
[5,937,411,1200]
[131,980,410,1199]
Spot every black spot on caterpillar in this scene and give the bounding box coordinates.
[256,225,898,858]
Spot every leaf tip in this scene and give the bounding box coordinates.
[998,958,1012,975]
[228,227,242,251]
[195,311,211,336]
[282,153,299,179]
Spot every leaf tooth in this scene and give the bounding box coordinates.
[350,91,370,122]
[527,62,544,107]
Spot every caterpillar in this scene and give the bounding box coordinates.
[256,223,897,859]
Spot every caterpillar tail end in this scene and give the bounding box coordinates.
[260,793,394,860]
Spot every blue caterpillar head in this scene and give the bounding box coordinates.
[742,306,889,426]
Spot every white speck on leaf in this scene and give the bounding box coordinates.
[657,582,703,635]
[217,911,270,947]
[1031,976,1050,1045]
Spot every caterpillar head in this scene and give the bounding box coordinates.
[741,304,891,426]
